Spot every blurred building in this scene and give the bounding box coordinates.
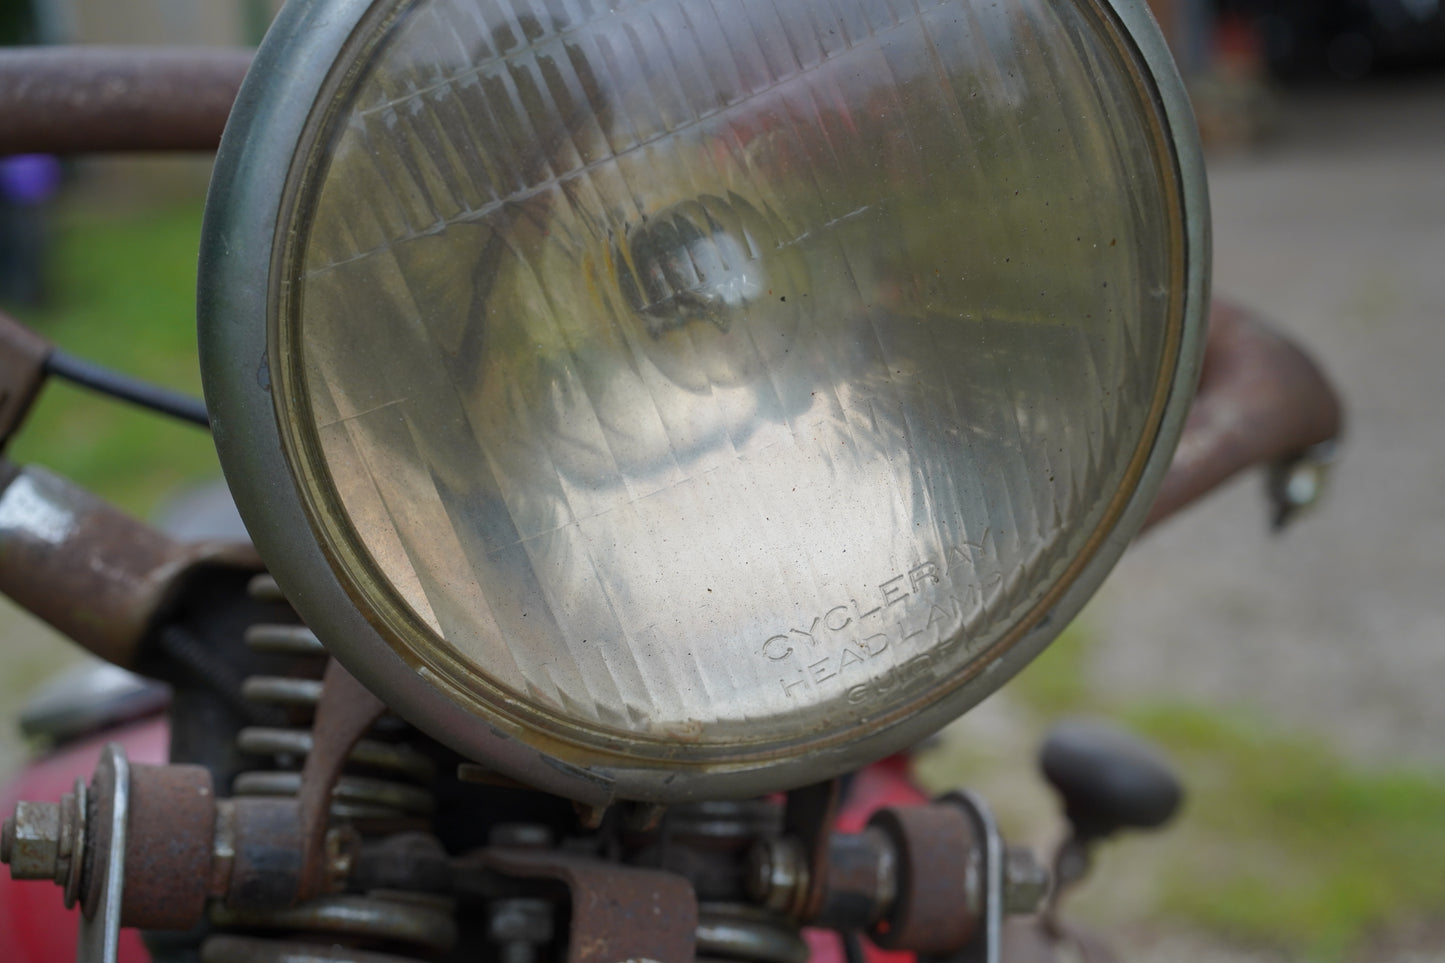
[45,0,280,45]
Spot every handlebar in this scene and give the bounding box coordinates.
[0,46,251,156]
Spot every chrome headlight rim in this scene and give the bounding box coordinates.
[200,0,1209,803]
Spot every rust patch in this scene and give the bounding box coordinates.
[485,848,698,963]
[122,764,216,930]
[0,46,251,155]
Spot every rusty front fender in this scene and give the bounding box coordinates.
[1145,298,1343,530]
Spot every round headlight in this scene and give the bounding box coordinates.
[201,0,1207,802]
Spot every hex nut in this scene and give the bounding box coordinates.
[3,801,62,881]
[1002,846,1051,915]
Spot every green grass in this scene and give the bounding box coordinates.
[1005,625,1445,961]
[1,199,221,516]
[1134,705,1445,960]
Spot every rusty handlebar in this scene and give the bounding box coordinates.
[0,46,1343,528]
[0,46,252,155]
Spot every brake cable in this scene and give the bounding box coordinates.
[45,348,210,429]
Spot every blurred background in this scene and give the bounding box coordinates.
[1,0,1443,960]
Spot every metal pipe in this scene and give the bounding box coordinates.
[0,46,252,156]
[0,463,261,668]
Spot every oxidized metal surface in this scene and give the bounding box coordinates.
[0,311,52,445]
[0,464,261,668]
[867,803,978,953]
[0,801,61,881]
[2,767,90,909]
[937,790,1004,963]
[227,798,303,912]
[1145,299,1344,529]
[294,660,386,902]
[484,848,698,963]
[780,781,839,922]
[0,782,99,937]
[121,763,216,930]
[0,46,252,156]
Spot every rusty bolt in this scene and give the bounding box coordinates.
[1,778,87,907]
[1,792,76,879]
[3,801,63,881]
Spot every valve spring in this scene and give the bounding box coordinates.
[696,902,810,963]
[231,575,436,823]
[200,890,457,962]
[642,801,807,961]
[198,577,450,963]
[664,799,785,842]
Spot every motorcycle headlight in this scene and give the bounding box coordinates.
[201,0,1207,803]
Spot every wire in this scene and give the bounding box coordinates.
[45,348,210,428]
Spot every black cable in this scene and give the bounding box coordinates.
[45,348,210,428]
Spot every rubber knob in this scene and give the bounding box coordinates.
[1040,719,1183,841]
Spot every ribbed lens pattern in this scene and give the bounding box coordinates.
[283,0,1178,748]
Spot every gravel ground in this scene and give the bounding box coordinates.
[1092,75,1445,767]
[1070,74,1445,963]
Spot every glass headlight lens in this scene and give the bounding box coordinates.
[203,0,1207,799]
